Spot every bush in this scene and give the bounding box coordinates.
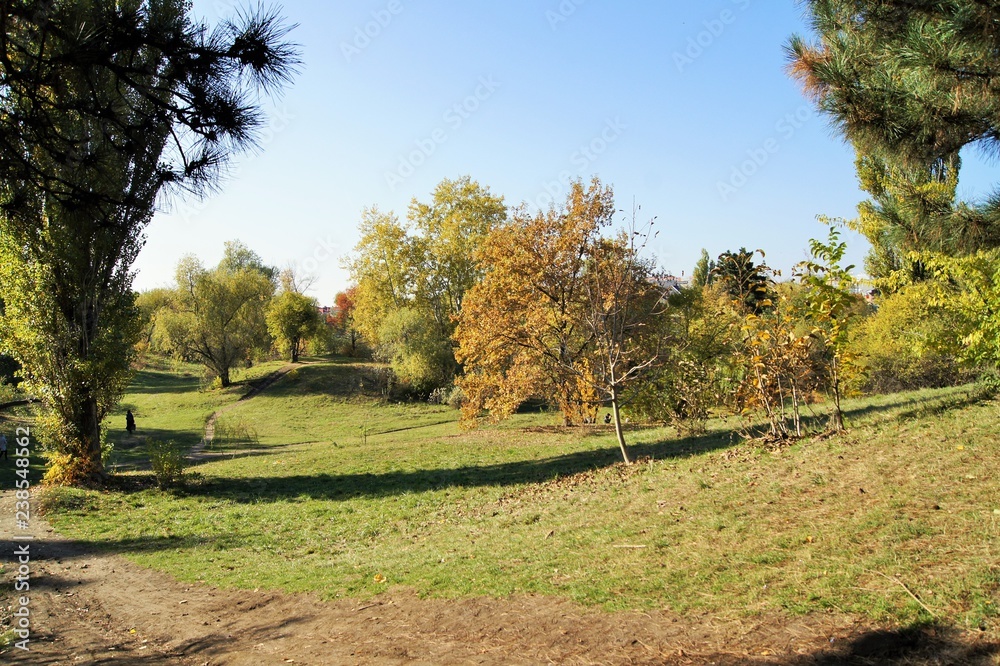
[147,438,185,488]
[427,385,465,409]
[850,282,973,394]
[211,415,260,448]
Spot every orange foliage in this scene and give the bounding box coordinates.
[455,179,615,426]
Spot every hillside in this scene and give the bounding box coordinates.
[3,357,999,663]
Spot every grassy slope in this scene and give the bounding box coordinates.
[41,359,1000,634]
[103,357,289,468]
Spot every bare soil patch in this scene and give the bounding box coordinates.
[3,492,997,665]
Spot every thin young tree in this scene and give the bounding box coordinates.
[579,208,666,463]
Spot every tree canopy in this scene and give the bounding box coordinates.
[788,0,1000,260]
[153,244,276,387]
[347,176,506,391]
[0,0,297,482]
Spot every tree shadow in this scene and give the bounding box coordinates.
[124,369,201,395]
[167,428,736,504]
[770,625,1000,665]
[838,388,986,425]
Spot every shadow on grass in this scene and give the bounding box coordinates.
[164,429,735,504]
[103,428,207,470]
[124,369,201,395]
[838,386,987,425]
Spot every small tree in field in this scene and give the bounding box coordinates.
[578,210,666,463]
[796,219,859,432]
[267,291,323,363]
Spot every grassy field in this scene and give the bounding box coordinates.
[102,357,289,469]
[35,358,1000,634]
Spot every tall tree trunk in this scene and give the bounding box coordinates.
[610,382,632,465]
[219,367,231,388]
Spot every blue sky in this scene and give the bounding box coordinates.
[135,0,995,303]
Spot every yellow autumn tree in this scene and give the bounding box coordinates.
[457,180,666,463]
[456,179,615,427]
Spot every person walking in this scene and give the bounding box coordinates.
[0,433,8,460]
[126,410,136,436]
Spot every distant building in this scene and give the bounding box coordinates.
[650,274,690,297]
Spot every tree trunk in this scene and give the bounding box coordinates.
[79,392,106,481]
[610,383,632,465]
[831,357,845,432]
[219,367,231,388]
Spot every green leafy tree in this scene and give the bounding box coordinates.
[0,0,297,482]
[348,177,505,389]
[691,249,715,289]
[154,248,275,387]
[377,308,456,392]
[631,285,740,433]
[850,282,970,393]
[924,250,1000,372]
[712,248,775,315]
[267,291,323,363]
[796,219,861,431]
[409,176,508,334]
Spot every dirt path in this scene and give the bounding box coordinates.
[3,367,997,664]
[3,486,997,665]
[193,363,298,459]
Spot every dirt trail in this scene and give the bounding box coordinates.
[4,489,996,665]
[193,363,298,458]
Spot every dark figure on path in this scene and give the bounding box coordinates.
[126,410,136,435]
[0,433,7,459]
[604,413,612,425]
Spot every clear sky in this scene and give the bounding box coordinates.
[133,0,996,303]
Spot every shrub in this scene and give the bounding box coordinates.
[148,438,185,489]
[850,282,972,394]
[211,415,260,448]
[427,385,465,409]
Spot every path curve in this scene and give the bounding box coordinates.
[1,491,932,665]
[191,363,299,459]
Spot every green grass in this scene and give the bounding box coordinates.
[38,360,1000,634]
[104,357,288,469]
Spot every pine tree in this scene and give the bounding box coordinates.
[789,1,1000,256]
